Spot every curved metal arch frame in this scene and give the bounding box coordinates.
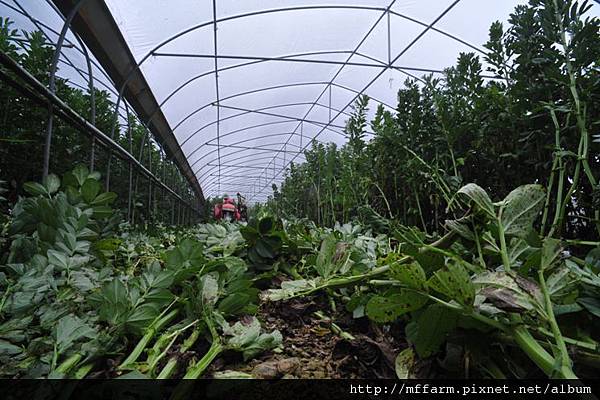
[6,0,130,100]
[201,161,291,195]
[146,49,389,126]
[9,0,488,209]
[104,6,392,169]
[173,80,395,139]
[103,2,494,200]
[170,80,391,165]
[199,143,306,188]
[197,152,308,185]
[182,99,352,150]
[203,168,293,192]
[190,130,319,173]
[245,1,396,199]
[248,0,462,201]
[114,3,490,102]
[191,131,317,177]
[184,112,340,170]
[194,143,310,183]
[203,156,294,173]
[210,103,371,133]
[8,0,168,158]
[206,134,309,151]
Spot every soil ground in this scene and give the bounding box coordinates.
[207,294,406,378]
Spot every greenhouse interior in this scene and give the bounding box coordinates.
[1,0,600,387]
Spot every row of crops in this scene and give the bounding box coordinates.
[0,166,599,379]
[0,0,599,381]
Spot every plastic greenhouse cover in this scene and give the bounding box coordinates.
[4,1,600,202]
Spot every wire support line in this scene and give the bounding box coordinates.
[249,0,462,202]
[248,0,398,197]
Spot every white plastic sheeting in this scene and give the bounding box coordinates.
[6,1,599,201]
[104,0,531,201]
[0,0,133,122]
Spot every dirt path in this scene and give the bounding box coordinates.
[209,294,405,378]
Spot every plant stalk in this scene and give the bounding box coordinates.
[118,308,179,370]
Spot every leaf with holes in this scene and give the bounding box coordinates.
[498,185,545,238]
[457,183,495,218]
[427,263,474,306]
[390,261,427,290]
[366,291,427,323]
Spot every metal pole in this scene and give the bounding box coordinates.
[43,0,88,179]
[387,10,391,66]
[147,138,153,220]
[328,85,332,122]
[125,103,133,223]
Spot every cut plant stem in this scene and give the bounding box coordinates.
[146,319,199,375]
[295,262,400,298]
[510,315,576,379]
[73,361,95,379]
[533,327,598,352]
[182,339,223,379]
[118,308,179,370]
[368,279,574,377]
[52,352,83,377]
[313,311,355,340]
[157,327,201,379]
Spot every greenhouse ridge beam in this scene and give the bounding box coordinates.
[52,0,204,202]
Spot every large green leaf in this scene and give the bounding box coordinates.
[55,315,96,354]
[255,238,276,259]
[0,339,22,356]
[23,182,48,197]
[406,304,458,358]
[366,291,427,323]
[395,347,416,379]
[223,317,282,361]
[427,263,475,306]
[445,219,475,241]
[315,233,337,278]
[81,178,101,204]
[578,297,600,318]
[47,249,69,270]
[126,304,160,333]
[71,165,90,187]
[92,206,113,219]
[165,238,205,273]
[540,238,562,271]
[91,192,117,206]
[44,174,60,195]
[218,293,251,315]
[457,183,495,218]
[96,279,130,326]
[258,217,274,234]
[262,279,317,301]
[200,274,219,306]
[499,185,545,238]
[390,261,427,290]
